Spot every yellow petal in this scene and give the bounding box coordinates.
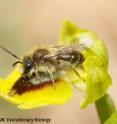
[0,68,72,109]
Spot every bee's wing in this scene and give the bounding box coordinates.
[45,43,86,58]
[52,43,86,52]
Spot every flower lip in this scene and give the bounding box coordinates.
[9,76,59,96]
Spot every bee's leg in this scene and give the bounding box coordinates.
[70,65,85,81]
[65,62,85,81]
[45,63,56,89]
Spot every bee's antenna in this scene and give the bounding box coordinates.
[12,61,23,67]
[0,44,21,60]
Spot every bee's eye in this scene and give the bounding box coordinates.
[25,60,33,69]
[26,62,32,68]
[23,57,34,73]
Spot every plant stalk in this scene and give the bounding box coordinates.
[95,93,116,124]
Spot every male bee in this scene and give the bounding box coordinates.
[0,43,87,95]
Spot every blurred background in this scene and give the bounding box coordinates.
[0,0,117,124]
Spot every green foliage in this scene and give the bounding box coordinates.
[59,19,112,108]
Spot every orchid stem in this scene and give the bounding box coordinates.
[95,93,116,124]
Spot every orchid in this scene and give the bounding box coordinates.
[0,20,112,113]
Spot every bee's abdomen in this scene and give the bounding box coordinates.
[57,50,84,65]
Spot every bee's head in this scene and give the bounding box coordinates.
[23,56,34,74]
[12,56,34,74]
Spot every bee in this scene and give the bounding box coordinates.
[0,43,87,95]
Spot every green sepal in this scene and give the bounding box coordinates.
[59,19,112,108]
